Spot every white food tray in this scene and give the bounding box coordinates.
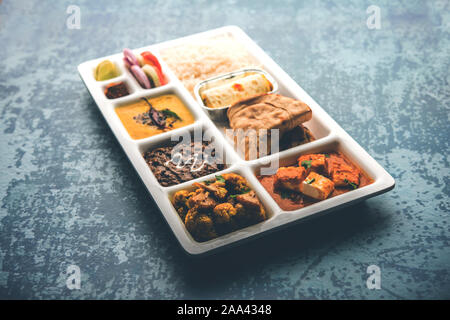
[78,26,395,256]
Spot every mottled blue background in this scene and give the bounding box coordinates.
[0,0,449,299]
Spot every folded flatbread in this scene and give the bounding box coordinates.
[201,73,272,109]
[226,94,312,159]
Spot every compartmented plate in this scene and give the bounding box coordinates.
[78,26,395,256]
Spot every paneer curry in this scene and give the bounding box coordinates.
[257,152,373,211]
[172,173,267,242]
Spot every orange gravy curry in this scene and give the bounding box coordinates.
[115,94,195,140]
[257,152,373,211]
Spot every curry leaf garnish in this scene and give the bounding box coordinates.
[301,160,312,169]
[161,109,182,120]
[305,178,315,184]
[324,154,330,158]
[229,187,251,198]
[280,190,291,199]
[215,175,225,183]
[344,179,358,189]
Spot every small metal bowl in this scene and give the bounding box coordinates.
[193,68,279,122]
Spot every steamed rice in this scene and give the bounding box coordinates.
[160,34,260,95]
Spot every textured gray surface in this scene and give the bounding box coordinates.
[0,0,449,299]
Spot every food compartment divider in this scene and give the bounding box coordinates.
[90,59,124,83]
[136,121,240,189]
[100,77,136,100]
[185,28,334,160]
[165,166,282,253]
[250,136,393,222]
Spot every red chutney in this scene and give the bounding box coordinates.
[257,152,373,211]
